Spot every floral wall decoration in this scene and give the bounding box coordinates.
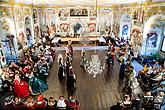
[119,14,132,40]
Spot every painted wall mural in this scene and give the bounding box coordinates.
[146,32,158,48]
[70,18,88,37]
[141,14,165,55]
[13,7,25,49]
[58,8,69,18]
[119,14,132,40]
[122,25,129,39]
[131,28,142,48]
[0,17,18,60]
[70,8,88,16]
[99,8,113,36]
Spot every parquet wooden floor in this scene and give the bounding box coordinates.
[43,50,123,110]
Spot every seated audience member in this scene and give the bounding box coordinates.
[56,96,67,109]
[142,92,154,110]
[139,63,149,76]
[67,96,80,109]
[152,70,165,81]
[160,94,165,110]
[152,75,165,94]
[29,72,48,95]
[2,78,12,93]
[35,95,47,109]
[46,97,57,110]
[154,91,164,109]
[4,95,14,109]
[153,61,160,70]
[12,97,23,110]
[14,73,30,97]
[139,63,149,84]
[149,70,165,87]
[24,96,35,110]
[123,95,131,109]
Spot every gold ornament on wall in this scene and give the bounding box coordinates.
[1,20,9,31]
[0,7,12,18]
[23,8,31,16]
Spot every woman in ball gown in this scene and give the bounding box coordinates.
[13,73,30,97]
[119,54,126,80]
[29,72,48,95]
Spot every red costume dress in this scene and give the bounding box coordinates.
[35,95,47,109]
[14,79,30,97]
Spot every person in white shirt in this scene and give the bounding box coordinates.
[57,96,67,108]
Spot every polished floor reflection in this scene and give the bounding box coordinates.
[43,49,123,110]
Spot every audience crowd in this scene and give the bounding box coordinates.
[0,28,164,110]
[110,37,165,110]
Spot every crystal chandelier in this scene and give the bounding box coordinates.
[85,55,105,77]
[83,0,105,77]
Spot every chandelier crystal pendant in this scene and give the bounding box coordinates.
[85,55,105,77]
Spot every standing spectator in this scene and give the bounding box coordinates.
[58,58,65,80]
[66,40,74,58]
[67,66,76,91]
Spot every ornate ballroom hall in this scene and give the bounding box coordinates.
[0,0,165,110]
